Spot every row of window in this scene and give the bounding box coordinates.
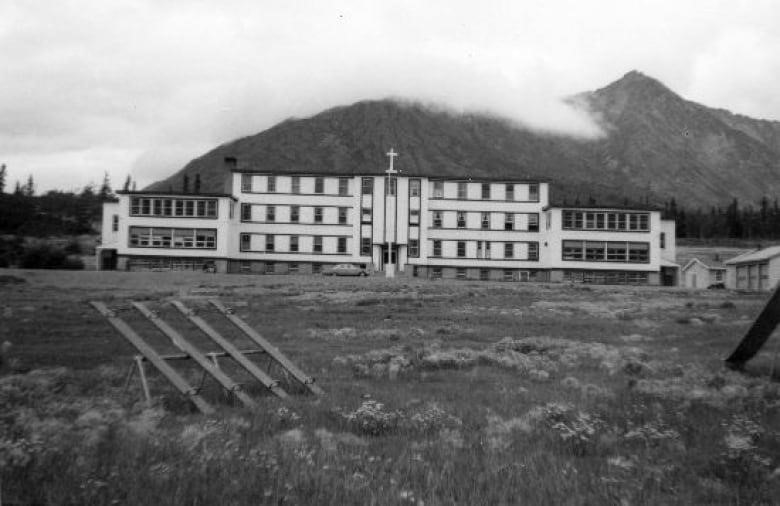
[431,211,539,231]
[430,240,539,260]
[563,270,650,285]
[562,210,650,231]
[130,197,218,218]
[428,267,540,282]
[241,204,350,224]
[432,181,539,201]
[241,175,352,195]
[129,227,217,249]
[240,234,350,254]
[562,240,650,263]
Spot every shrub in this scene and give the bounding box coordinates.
[19,245,83,270]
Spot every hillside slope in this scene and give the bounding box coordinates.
[148,71,780,209]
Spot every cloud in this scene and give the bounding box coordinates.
[1,0,779,191]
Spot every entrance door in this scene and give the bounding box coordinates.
[381,245,397,269]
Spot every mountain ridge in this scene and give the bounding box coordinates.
[148,71,780,209]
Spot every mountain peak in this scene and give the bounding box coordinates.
[596,70,678,101]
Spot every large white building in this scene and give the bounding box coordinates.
[98,156,677,285]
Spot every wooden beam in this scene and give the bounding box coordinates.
[90,301,215,415]
[209,299,324,396]
[132,302,258,409]
[171,301,289,399]
[726,283,780,367]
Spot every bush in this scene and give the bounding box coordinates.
[19,245,83,270]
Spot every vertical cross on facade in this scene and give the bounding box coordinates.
[386,148,398,174]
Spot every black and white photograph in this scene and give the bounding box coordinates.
[2,1,780,504]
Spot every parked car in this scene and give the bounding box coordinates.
[323,264,369,276]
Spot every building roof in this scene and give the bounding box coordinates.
[682,257,727,272]
[544,204,664,212]
[231,168,551,183]
[116,190,236,200]
[724,245,780,265]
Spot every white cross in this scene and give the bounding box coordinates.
[386,148,398,174]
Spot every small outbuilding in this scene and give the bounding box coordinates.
[724,245,780,291]
[681,257,726,289]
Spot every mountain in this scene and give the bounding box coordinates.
[148,71,780,209]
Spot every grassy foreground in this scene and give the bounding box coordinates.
[1,269,780,504]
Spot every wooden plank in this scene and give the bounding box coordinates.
[132,302,258,409]
[726,283,780,367]
[148,349,266,361]
[209,299,324,395]
[89,301,215,415]
[172,301,289,399]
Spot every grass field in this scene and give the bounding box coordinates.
[2,269,780,504]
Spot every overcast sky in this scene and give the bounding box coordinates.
[2,0,779,193]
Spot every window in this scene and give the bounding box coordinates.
[240,233,250,251]
[112,215,119,232]
[628,243,649,262]
[606,243,627,261]
[337,237,347,254]
[385,177,396,196]
[312,263,322,274]
[130,227,216,249]
[617,214,627,230]
[504,243,514,259]
[479,269,489,281]
[241,203,252,221]
[338,177,349,196]
[629,214,639,231]
[241,174,252,192]
[528,242,539,261]
[361,237,372,256]
[267,176,276,192]
[638,214,649,231]
[314,177,324,194]
[314,207,323,223]
[291,176,300,194]
[265,262,275,274]
[338,207,348,225]
[457,241,466,258]
[607,213,617,229]
[290,205,300,223]
[457,211,466,229]
[362,208,372,223]
[481,183,490,199]
[433,181,443,198]
[361,177,373,195]
[163,199,173,216]
[288,263,299,274]
[456,268,467,280]
[290,235,299,252]
[410,209,420,225]
[503,269,515,282]
[485,241,491,259]
[431,267,442,279]
[596,213,605,229]
[585,212,597,229]
[432,240,442,257]
[528,214,539,232]
[505,184,514,201]
[433,211,443,228]
[528,183,539,201]
[185,200,194,216]
[313,236,323,253]
[175,200,184,216]
[457,182,467,199]
[409,179,421,197]
[563,240,583,260]
[715,270,724,281]
[504,213,514,231]
[408,239,419,258]
[585,241,606,261]
[660,232,666,249]
[481,212,490,230]
[265,235,274,252]
[266,206,275,222]
[239,261,251,273]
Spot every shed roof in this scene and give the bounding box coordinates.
[724,245,780,265]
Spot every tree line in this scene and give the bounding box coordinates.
[663,197,780,240]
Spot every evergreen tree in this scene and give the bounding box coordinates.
[13,181,22,195]
[182,174,190,193]
[0,164,6,193]
[24,175,34,197]
[194,174,201,194]
[123,175,132,191]
[131,181,137,191]
[98,172,113,201]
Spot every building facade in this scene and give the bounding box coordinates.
[98,161,677,285]
[724,246,780,291]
